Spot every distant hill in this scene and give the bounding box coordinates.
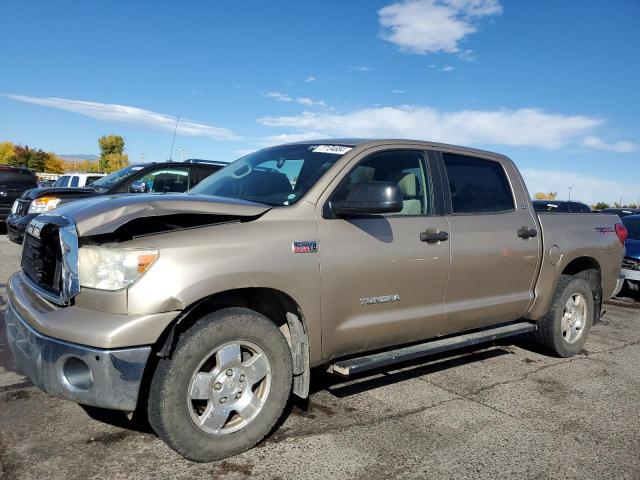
[59,154,99,162]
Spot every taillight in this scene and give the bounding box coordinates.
[615,223,628,244]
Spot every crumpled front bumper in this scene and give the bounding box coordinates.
[5,301,151,411]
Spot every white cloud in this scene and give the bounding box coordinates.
[582,136,636,153]
[379,0,502,55]
[305,76,317,83]
[440,65,455,72]
[258,105,607,149]
[5,94,237,140]
[392,89,405,94]
[264,91,293,102]
[350,65,372,72]
[264,91,326,108]
[259,132,328,146]
[521,168,637,205]
[296,97,327,107]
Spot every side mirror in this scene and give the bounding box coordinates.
[129,181,147,193]
[332,182,403,216]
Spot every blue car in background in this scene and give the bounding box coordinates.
[621,215,640,294]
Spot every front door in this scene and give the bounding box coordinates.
[317,148,451,361]
[439,152,541,333]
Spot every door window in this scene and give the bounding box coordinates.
[54,175,70,187]
[70,176,80,187]
[135,167,190,193]
[443,153,514,214]
[333,150,431,216]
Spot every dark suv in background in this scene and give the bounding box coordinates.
[6,160,226,243]
[532,200,592,213]
[0,166,38,229]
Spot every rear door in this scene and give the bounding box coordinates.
[438,151,540,333]
[317,147,451,360]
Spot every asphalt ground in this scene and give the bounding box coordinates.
[0,232,639,479]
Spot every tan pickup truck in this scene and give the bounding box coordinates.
[5,139,626,461]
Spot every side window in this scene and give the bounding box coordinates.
[70,176,79,187]
[443,153,514,214]
[334,150,431,216]
[137,167,190,193]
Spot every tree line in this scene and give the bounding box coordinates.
[0,135,129,174]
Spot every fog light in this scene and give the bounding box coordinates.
[63,357,93,391]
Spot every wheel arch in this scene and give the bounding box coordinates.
[152,287,311,399]
[560,256,603,324]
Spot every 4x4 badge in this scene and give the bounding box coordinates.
[292,241,318,254]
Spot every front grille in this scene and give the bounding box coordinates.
[21,224,63,295]
[622,257,640,271]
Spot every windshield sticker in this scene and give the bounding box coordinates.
[312,145,353,155]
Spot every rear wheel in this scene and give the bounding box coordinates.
[148,307,293,461]
[534,275,594,357]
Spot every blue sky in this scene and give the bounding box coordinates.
[1,0,638,204]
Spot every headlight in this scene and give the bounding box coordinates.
[28,197,62,214]
[11,200,20,214]
[79,246,159,291]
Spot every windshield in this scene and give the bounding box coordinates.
[189,144,352,206]
[623,217,640,240]
[91,165,146,190]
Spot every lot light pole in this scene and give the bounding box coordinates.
[568,186,572,201]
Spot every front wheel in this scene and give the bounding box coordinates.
[534,275,594,357]
[148,307,293,461]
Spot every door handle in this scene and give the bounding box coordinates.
[420,230,449,243]
[517,226,538,239]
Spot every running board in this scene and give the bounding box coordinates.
[330,322,536,377]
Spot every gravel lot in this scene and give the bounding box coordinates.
[1,233,639,480]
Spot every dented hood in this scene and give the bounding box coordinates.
[51,193,271,236]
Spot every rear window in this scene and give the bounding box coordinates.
[443,153,514,214]
[86,176,102,185]
[0,168,37,188]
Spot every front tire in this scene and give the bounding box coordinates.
[534,275,594,357]
[148,307,293,462]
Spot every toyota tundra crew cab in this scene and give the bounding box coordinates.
[5,140,626,461]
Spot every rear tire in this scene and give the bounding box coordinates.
[534,275,594,357]
[148,307,293,462]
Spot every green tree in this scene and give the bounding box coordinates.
[534,191,557,200]
[592,202,610,211]
[0,141,15,164]
[8,145,47,171]
[104,152,129,173]
[98,135,126,171]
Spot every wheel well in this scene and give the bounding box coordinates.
[153,288,310,399]
[561,257,603,323]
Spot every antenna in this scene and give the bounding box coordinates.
[169,115,180,161]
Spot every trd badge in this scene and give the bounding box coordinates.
[292,241,318,254]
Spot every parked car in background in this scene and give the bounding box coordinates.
[5,160,226,243]
[0,166,38,226]
[4,139,626,461]
[532,200,592,213]
[600,208,640,218]
[52,172,106,188]
[620,214,640,293]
